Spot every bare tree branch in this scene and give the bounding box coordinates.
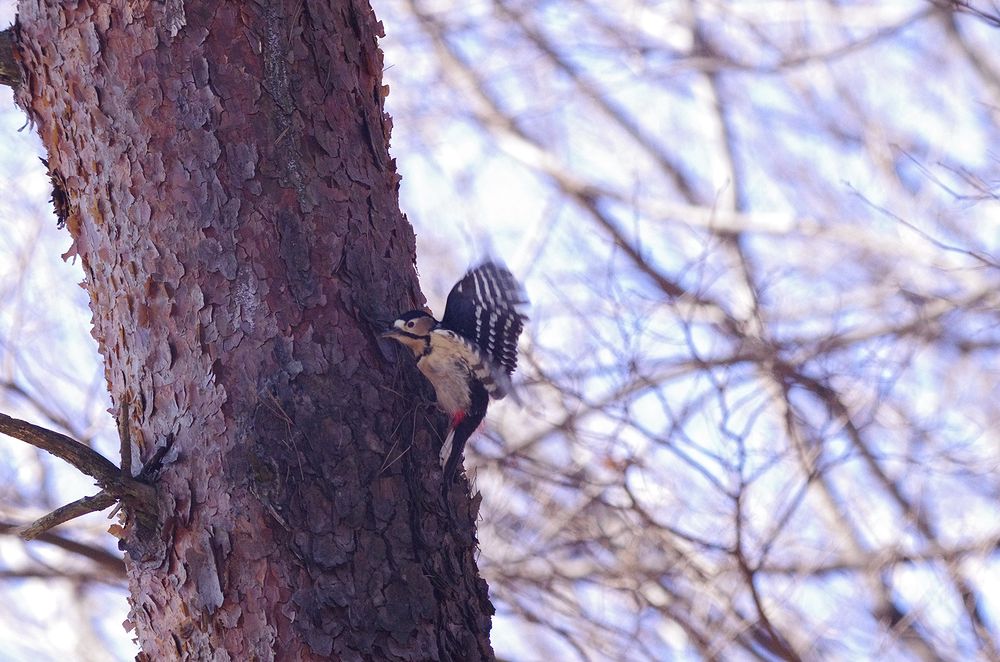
[16,492,117,541]
[0,412,121,484]
[0,411,156,538]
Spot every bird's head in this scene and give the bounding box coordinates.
[381,309,436,356]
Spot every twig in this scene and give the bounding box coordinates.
[0,27,19,88]
[0,411,123,490]
[0,409,158,539]
[17,492,117,541]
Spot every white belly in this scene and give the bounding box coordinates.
[417,332,475,414]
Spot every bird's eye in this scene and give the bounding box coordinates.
[406,320,415,328]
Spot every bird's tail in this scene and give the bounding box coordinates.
[440,409,485,495]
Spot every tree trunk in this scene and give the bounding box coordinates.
[13,0,494,659]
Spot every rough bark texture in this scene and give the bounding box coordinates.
[14,1,494,659]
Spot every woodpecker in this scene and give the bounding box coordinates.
[382,260,528,490]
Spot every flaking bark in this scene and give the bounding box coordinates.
[13,0,494,659]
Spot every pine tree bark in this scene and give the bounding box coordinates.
[14,1,494,659]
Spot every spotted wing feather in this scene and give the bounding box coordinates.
[440,261,528,378]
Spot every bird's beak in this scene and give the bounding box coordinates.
[381,328,400,340]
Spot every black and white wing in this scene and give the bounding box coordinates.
[440,260,528,377]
